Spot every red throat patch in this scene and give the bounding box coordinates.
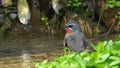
[65,28,72,34]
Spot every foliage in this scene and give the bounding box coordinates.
[106,0,120,8]
[41,16,49,26]
[0,17,12,40]
[115,12,120,25]
[67,0,82,8]
[67,0,93,17]
[34,35,120,68]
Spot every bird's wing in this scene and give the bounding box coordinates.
[77,33,92,52]
[66,32,86,52]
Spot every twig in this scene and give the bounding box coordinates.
[105,22,115,38]
[97,5,105,29]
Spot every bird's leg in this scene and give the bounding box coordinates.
[63,41,66,55]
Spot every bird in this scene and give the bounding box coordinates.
[52,0,67,14]
[64,20,91,52]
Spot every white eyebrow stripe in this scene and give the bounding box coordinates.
[68,28,73,31]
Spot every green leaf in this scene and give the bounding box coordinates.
[105,40,113,51]
[97,41,106,53]
[74,55,86,68]
[80,51,90,61]
[111,49,120,56]
[110,61,120,66]
[41,60,48,65]
[115,35,120,41]
[116,2,120,6]
[41,17,45,21]
[118,21,120,25]
[112,66,119,68]
[34,62,41,68]
[96,53,110,63]
[90,43,97,50]
[109,56,120,61]
[67,4,71,6]
[80,51,89,57]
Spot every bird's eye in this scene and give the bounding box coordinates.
[67,25,73,28]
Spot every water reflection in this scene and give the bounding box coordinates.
[21,50,32,68]
[0,30,65,67]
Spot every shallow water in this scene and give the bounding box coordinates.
[0,31,65,68]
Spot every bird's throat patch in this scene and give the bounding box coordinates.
[65,28,72,34]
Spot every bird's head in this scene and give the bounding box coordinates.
[64,20,82,34]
